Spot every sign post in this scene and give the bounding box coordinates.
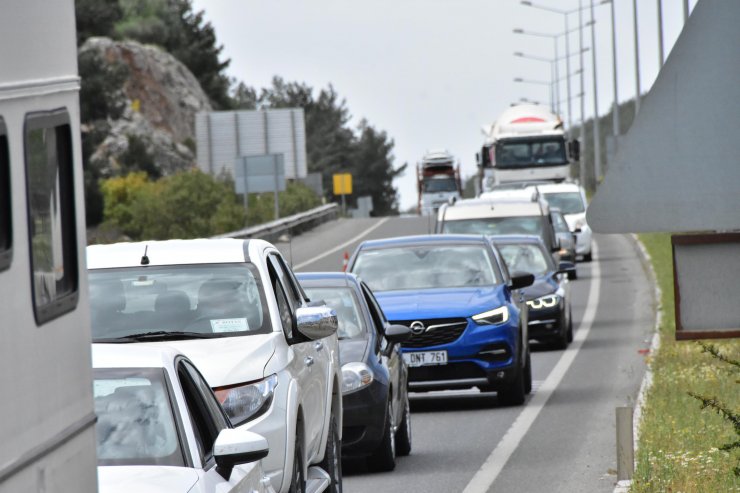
[333,173,352,216]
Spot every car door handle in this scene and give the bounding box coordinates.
[305,356,314,367]
[314,341,324,351]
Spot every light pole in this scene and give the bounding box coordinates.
[590,0,602,185]
[633,0,642,114]
[609,0,619,136]
[513,22,593,129]
[657,0,664,67]
[683,0,690,23]
[514,49,589,115]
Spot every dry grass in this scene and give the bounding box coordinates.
[630,233,740,492]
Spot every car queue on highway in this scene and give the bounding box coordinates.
[84,177,592,492]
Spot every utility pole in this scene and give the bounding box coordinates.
[579,0,587,185]
[564,14,572,130]
[657,0,665,68]
[683,0,690,23]
[590,0,602,186]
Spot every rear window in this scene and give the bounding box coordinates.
[543,192,585,214]
[352,244,500,292]
[89,263,271,341]
[442,216,544,237]
[497,243,554,277]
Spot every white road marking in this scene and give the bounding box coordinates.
[293,217,391,270]
[463,242,601,493]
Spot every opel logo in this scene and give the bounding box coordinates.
[410,321,426,335]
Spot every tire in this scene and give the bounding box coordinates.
[566,308,574,343]
[568,269,577,280]
[524,350,532,395]
[320,415,342,493]
[553,312,569,350]
[583,251,593,262]
[288,434,306,493]
[498,358,526,406]
[395,391,412,456]
[367,399,396,471]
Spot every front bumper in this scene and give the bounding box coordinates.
[527,303,565,341]
[340,380,388,457]
[401,321,519,392]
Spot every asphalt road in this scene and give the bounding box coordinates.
[276,216,654,493]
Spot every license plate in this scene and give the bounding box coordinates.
[403,351,448,367]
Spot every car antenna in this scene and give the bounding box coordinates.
[141,245,150,265]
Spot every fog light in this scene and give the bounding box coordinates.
[496,371,505,379]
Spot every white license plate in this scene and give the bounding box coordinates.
[403,351,448,367]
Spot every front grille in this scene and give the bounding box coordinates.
[391,318,468,349]
[409,362,487,382]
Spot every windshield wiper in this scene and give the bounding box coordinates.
[94,331,211,343]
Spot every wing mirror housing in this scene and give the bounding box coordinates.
[214,429,269,480]
[558,261,577,278]
[509,271,535,290]
[385,324,412,344]
[295,305,338,340]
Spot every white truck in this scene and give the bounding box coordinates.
[477,104,580,193]
[417,149,462,215]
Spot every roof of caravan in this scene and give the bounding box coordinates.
[439,199,545,221]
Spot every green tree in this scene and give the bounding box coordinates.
[75,0,123,45]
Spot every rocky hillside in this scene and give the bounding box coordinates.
[80,37,212,177]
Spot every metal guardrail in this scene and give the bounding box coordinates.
[212,203,339,241]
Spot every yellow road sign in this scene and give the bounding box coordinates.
[333,173,352,195]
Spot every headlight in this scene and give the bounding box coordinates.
[526,295,560,310]
[214,374,278,426]
[342,362,374,395]
[472,306,509,325]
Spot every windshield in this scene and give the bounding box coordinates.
[497,243,553,277]
[495,139,567,168]
[94,368,184,466]
[543,192,585,214]
[352,244,498,292]
[303,286,366,339]
[89,264,271,341]
[423,176,458,193]
[442,216,545,237]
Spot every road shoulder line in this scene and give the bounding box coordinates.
[462,241,601,493]
[293,217,391,270]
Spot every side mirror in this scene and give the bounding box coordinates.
[509,271,535,290]
[214,429,269,480]
[475,152,481,167]
[558,261,577,277]
[295,305,338,340]
[385,324,412,344]
[568,139,581,161]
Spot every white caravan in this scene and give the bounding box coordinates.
[477,104,580,193]
[0,1,98,492]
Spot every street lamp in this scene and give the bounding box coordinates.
[514,77,554,110]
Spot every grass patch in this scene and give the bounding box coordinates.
[631,233,740,492]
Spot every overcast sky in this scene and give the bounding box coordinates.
[191,0,695,210]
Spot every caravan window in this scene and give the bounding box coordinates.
[0,117,10,271]
[24,110,78,324]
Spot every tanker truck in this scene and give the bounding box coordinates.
[477,104,580,194]
[417,149,462,215]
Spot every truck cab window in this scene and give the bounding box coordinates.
[0,117,10,271]
[24,110,78,324]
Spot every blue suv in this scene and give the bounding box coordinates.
[349,235,534,405]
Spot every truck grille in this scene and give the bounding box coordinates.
[390,318,468,349]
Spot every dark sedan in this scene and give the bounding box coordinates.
[297,272,412,472]
[491,234,574,349]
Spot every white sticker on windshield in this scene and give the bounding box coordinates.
[210,318,249,333]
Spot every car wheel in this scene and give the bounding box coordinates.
[289,435,306,493]
[583,251,593,262]
[320,415,342,493]
[566,307,574,343]
[367,399,396,471]
[498,358,526,406]
[568,268,577,280]
[524,350,532,395]
[553,312,569,350]
[395,391,412,456]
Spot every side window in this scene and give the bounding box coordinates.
[267,258,296,339]
[271,254,304,306]
[178,361,227,463]
[24,110,78,324]
[0,117,10,271]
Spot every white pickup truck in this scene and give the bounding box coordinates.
[88,238,343,493]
